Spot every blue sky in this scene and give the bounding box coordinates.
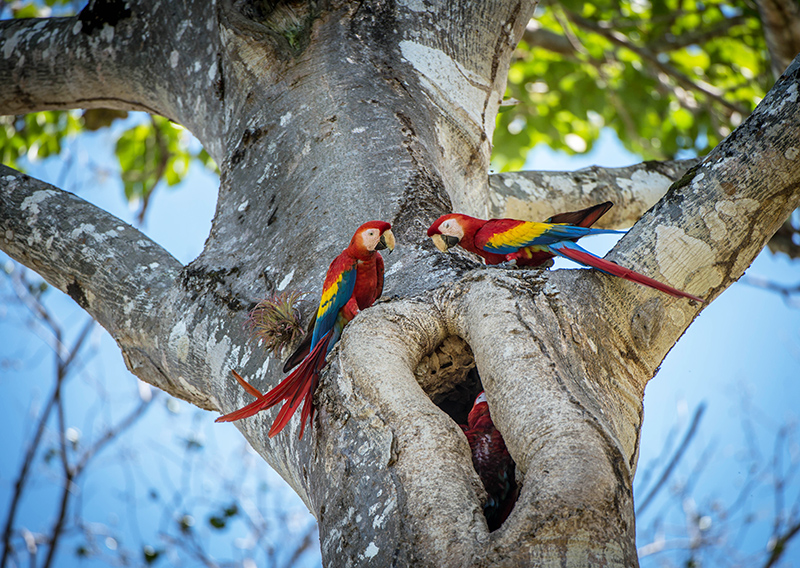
[2,121,799,566]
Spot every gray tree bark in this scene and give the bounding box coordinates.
[2,1,800,566]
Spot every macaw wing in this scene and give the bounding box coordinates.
[476,219,623,254]
[282,316,316,373]
[310,256,357,347]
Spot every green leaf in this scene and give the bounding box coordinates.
[208,515,226,529]
[495,0,770,163]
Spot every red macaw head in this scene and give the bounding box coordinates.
[427,214,472,252]
[351,220,395,256]
[467,391,492,429]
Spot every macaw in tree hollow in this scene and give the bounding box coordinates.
[427,202,703,302]
[215,221,395,438]
[461,391,518,531]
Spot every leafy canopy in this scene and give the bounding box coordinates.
[492,0,771,170]
[0,0,773,215]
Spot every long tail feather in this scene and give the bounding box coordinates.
[231,370,263,398]
[550,241,704,302]
[215,331,333,431]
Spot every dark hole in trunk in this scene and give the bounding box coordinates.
[414,337,520,531]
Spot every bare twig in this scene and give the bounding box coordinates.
[741,275,800,308]
[636,403,707,515]
[567,13,751,117]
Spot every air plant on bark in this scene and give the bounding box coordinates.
[247,290,306,357]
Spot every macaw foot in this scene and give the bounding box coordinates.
[497,259,518,269]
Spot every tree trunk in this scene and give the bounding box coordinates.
[2,1,800,565]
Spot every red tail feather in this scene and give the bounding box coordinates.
[231,369,263,398]
[554,244,704,302]
[215,332,333,439]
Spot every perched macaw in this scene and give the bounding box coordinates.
[216,221,395,438]
[461,391,518,531]
[427,203,703,302]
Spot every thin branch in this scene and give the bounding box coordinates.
[636,403,707,515]
[567,13,751,117]
[763,520,800,567]
[741,275,800,308]
[648,15,749,52]
[41,380,72,568]
[0,271,91,568]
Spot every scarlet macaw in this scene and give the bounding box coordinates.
[427,203,703,302]
[461,391,518,531]
[216,221,395,438]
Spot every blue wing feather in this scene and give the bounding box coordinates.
[311,266,357,348]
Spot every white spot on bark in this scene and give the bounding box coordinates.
[715,200,737,217]
[655,226,714,286]
[616,169,673,207]
[206,333,235,380]
[700,207,726,241]
[237,200,249,212]
[280,112,292,126]
[176,20,189,40]
[785,147,799,160]
[100,24,114,43]
[363,543,379,559]
[169,50,179,68]
[70,223,116,244]
[351,127,366,133]
[716,197,757,218]
[397,0,429,10]
[3,31,21,59]
[5,230,13,240]
[149,262,160,269]
[399,40,487,128]
[72,21,83,35]
[208,64,217,81]
[769,83,798,115]
[277,268,295,291]
[323,528,343,553]
[169,321,190,362]
[543,173,578,196]
[21,189,57,216]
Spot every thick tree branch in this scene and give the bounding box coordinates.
[489,158,701,227]
[0,0,224,159]
[563,54,800,376]
[0,166,213,406]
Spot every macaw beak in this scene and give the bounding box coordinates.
[430,234,460,252]
[375,229,395,253]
